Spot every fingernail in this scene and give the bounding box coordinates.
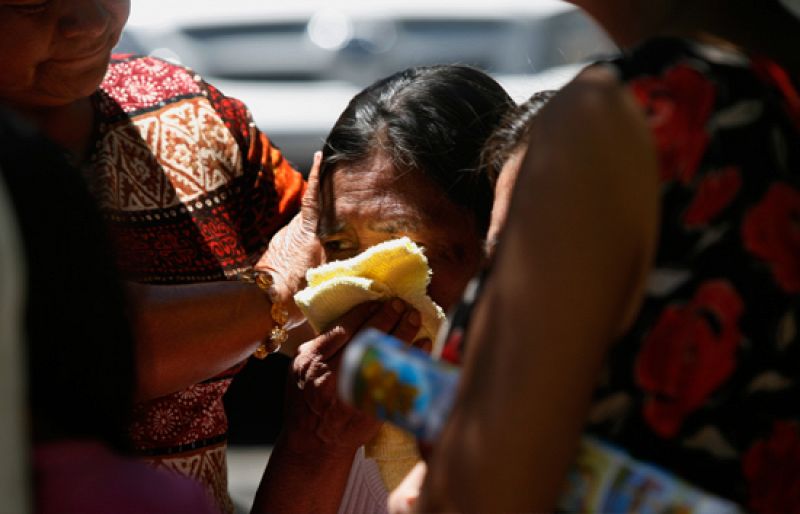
[390,298,405,314]
[407,310,421,327]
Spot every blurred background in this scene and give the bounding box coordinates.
[114,1,615,510]
[116,0,615,172]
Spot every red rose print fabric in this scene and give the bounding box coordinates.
[753,58,800,131]
[434,38,800,512]
[742,183,800,293]
[636,280,743,437]
[629,64,716,184]
[682,166,742,227]
[582,38,800,511]
[743,421,800,513]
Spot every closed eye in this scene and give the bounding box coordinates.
[322,238,358,259]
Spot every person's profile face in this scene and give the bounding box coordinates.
[0,0,130,108]
[318,153,484,311]
[486,145,526,256]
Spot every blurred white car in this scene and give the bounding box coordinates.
[117,0,615,170]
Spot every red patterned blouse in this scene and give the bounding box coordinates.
[84,55,305,513]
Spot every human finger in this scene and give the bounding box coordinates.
[363,298,409,335]
[301,301,382,360]
[390,307,422,345]
[293,335,334,391]
[301,151,322,229]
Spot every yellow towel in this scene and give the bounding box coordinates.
[293,237,445,492]
[294,237,445,343]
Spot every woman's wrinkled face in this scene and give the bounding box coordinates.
[0,0,130,107]
[319,154,484,311]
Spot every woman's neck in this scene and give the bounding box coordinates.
[10,98,95,165]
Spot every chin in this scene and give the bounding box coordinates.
[76,70,107,96]
[33,63,109,106]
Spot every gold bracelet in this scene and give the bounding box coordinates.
[237,268,290,359]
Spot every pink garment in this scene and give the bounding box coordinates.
[34,441,218,514]
[338,448,389,514]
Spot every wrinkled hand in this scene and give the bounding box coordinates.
[388,462,427,514]
[282,298,425,457]
[257,152,323,318]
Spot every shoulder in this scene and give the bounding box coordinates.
[99,54,258,150]
[100,55,206,114]
[516,63,660,328]
[533,64,657,180]
[554,65,639,122]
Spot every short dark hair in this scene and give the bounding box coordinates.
[320,65,514,234]
[481,90,556,185]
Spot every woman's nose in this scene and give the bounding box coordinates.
[59,0,111,40]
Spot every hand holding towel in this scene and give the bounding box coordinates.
[294,237,445,493]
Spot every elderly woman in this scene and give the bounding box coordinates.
[0,2,319,511]
[252,64,513,514]
[419,0,800,512]
[317,65,512,309]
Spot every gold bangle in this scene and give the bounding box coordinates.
[238,268,290,358]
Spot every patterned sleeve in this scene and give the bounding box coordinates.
[95,55,307,282]
[203,80,306,266]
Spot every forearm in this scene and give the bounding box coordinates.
[129,281,274,400]
[250,301,417,513]
[419,69,659,511]
[418,286,596,512]
[251,437,355,514]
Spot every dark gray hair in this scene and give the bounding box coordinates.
[320,65,514,234]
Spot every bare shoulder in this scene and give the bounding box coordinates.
[520,62,657,200]
[537,64,652,156]
[512,62,660,335]
[559,64,633,112]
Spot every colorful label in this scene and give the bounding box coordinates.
[341,331,743,513]
[341,329,460,442]
[559,437,742,514]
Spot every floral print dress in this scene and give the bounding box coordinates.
[442,38,800,512]
[584,38,800,512]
